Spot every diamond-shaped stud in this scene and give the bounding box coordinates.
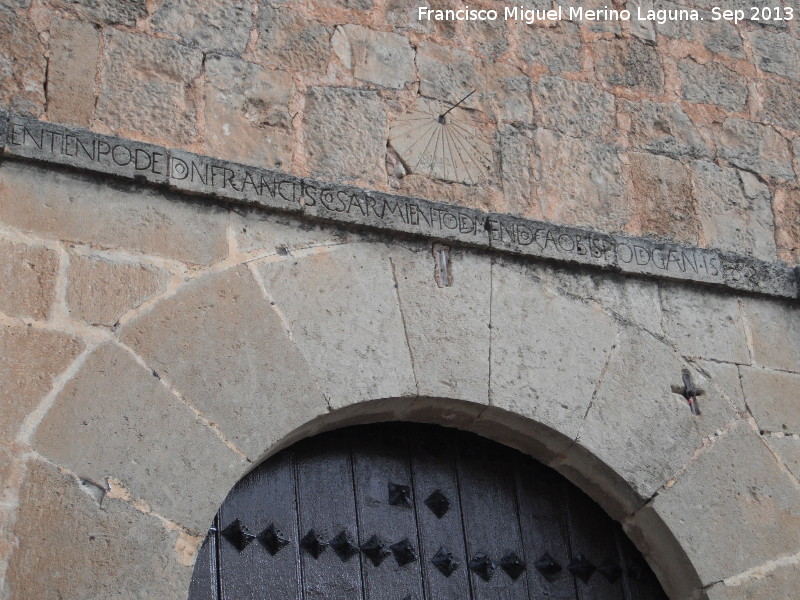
[469,552,497,582]
[534,552,562,581]
[598,558,622,583]
[568,553,596,582]
[500,552,526,580]
[431,546,460,577]
[388,482,412,507]
[258,523,289,556]
[300,529,328,559]
[424,489,450,519]
[361,535,392,567]
[330,530,359,562]
[221,519,256,552]
[390,538,418,566]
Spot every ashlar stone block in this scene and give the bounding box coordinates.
[760,78,800,130]
[255,5,332,73]
[716,118,794,181]
[679,59,748,112]
[741,298,800,372]
[45,0,147,26]
[47,18,99,126]
[416,42,481,105]
[518,22,581,73]
[333,24,414,89]
[764,435,800,481]
[594,38,664,93]
[0,239,58,320]
[33,342,246,533]
[151,0,251,54]
[7,460,190,599]
[740,367,800,433]
[749,30,800,81]
[120,265,328,459]
[773,187,800,264]
[535,77,615,139]
[621,99,710,160]
[255,243,416,409]
[0,7,46,116]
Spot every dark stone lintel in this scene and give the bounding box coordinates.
[2,113,797,301]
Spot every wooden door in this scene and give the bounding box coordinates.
[189,424,668,600]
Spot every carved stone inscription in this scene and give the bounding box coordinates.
[2,114,797,300]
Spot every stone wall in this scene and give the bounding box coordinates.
[0,0,798,265]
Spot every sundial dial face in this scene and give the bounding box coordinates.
[389,96,492,186]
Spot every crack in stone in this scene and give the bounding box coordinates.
[389,256,419,396]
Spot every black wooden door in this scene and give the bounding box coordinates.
[189,424,668,600]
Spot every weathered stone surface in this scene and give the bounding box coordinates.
[97,30,203,145]
[0,162,229,265]
[773,187,800,264]
[594,38,664,93]
[390,243,490,404]
[535,76,615,139]
[621,99,710,159]
[760,78,800,130]
[204,55,294,170]
[716,118,794,180]
[417,42,480,105]
[690,358,747,413]
[742,298,800,372]
[0,325,83,440]
[0,7,45,116]
[333,24,414,88]
[518,22,581,73]
[478,62,532,124]
[661,284,750,363]
[0,239,58,320]
[645,420,800,583]
[66,253,169,327]
[231,210,355,254]
[151,0,251,53]
[578,327,719,500]
[464,13,508,58]
[255,5,332,73]
[7,459,190,599]
[764,435,800,480]
[120,266,328,458]
[45,0,147,25]
[533,129,629,230]
[740,367,800,433]
[0,108,6,150]
[749,31,800,81]
[498,124,533,215]
[679,59,748,111]
[630,153,698,244]
[491,259,618,440]
[304,86,386,183]
[255,244,416,408]
[47,18,99,126]
[691,161,776,261]
[655,0,744,57]
[626,0,656,42]
[707,562,800,600]
[34,342,245,532]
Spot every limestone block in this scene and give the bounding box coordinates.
[47,18,99,126]
[0,162,228,265]
[97,30,203,145]
[0,239,58,320]
[518,22,581,73]
[151,0,251,54]
[255,5,332,73]
[749,31,800,81]
[642,420,800,584]
[716,118,794,181]
[764,435,800,480]
[478,62,533,124]
[707,563,800,600]
[498,124,532,215]
[741,298,800,372]
[773,187,800,264]
[304,86,386,183]
[654,0,744,57]
[390,244,490,404]
[204,55,294,170]
[0,7,45,116]
[594,38,664,93]
[578,327,725,500]
[464,14,508,58]
[533,129,630,231]
[660,285,750,363]
[120,266,328,459]
[232,210,356,254]
[34,342,246,532]
[630,153,698,244]
[626,0,656,42]
[66,253,170,327]
[679,60,748,111]
[690,359,746,413]
[44,0,147,25]
[490,259,619,440]
[255,244,416,408]
[535,76,615,139]
[334,25,414,89]
[691,162,776,261]
[417,42,481,105]
[7,460,190,599]
[0,325,83,440]
[760,78,800,131]
[621,99,710,159]
[740,367,800,433]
